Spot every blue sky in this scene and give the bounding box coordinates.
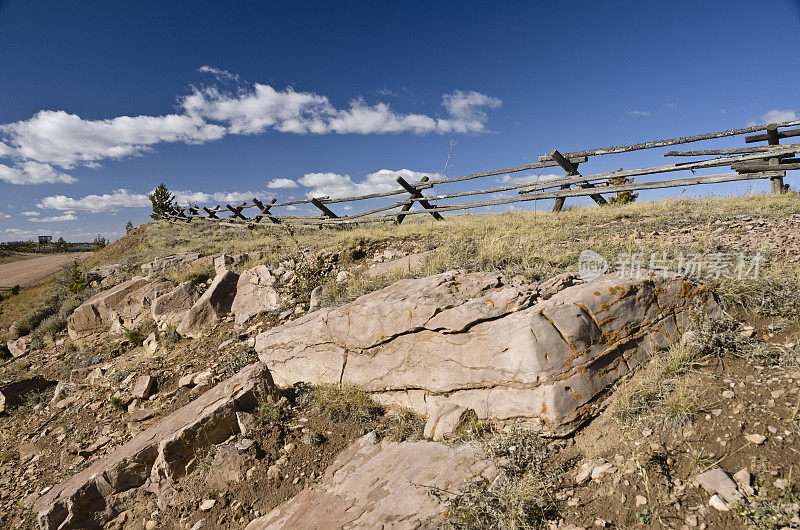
[1,0,798,241]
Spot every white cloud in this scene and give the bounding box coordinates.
[173,190,257,205]
[0,161,76,184]
[21,211,38,216]
[38,189,150,212]
[37,188,261,212]
[267,178,299,189]
[0,110,225,169]
[183,85,501,135]
[197,65,239,82]
[30,213,78,222]
[626,110,651,117]
[663,103,678,110]
[761,109,798,123]
[499,173,561,185]
[0,210,10,219]
[298,168,438,199]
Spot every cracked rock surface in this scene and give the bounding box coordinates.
[245,435,496,530]
[256,270,718,434]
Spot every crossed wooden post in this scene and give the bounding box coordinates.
[550,150,607,212]
[252,198,281,224]
[395,176,444,224]
[226,202,247,220]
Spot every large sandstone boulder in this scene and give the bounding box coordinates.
[34,362,277,530]
[256,270,717,434]
[151,281,201,327]
[245,436,496,529]
[231,265,280,325]
[176,270,239,338]
[67,277,175,343]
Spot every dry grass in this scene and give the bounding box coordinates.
[438,426,560,529]
[298,383,384,424]
[611,325,715,429]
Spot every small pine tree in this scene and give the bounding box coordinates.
[149,183,176,219]
[607,169,639,205]
[55,236,67,252]
[67,260,87,294]
[125,221,134,233]
[93,235,108,251]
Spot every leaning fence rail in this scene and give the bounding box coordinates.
[162,119,800,228]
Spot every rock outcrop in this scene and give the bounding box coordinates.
[231,265,280,326]
[151,281,201,327]
[256,270,718,434]
[176,270,239,338]
[67,277,175,343]
[33,362,277,530]
[245,435,496,529]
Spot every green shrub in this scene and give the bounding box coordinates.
[124,328,145,346]
[67,260,87,294]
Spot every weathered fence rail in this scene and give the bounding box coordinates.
[164,119,800,228]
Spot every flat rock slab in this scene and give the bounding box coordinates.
[256,270,718,434]
[245,436,496,530]
[33,362,276,530]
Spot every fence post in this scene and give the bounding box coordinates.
[766,126,785,194]
[550,150,607,211]
[252,198,281,224]
[396,176,444,223]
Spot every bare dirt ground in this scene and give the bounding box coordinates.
[0,253,91,290]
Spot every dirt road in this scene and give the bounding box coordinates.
[0,252,92,290]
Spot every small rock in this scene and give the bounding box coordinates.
[145,520,157,530]
[199,499,216,512]
[189,519,205,530]
[193,370,213,387]
[591,463,618,480]
[143,333,158,354]
[635,495,647,507]
[132,375,155,399]
[364,431,379,445]
[722,390,735,399]
[178,374,195,388]
[709,494,730,511]
[267,465,281,480]
[236,411,257,436]
[309,286,324,311]
[745,433,766,445]
[694,468,743,505]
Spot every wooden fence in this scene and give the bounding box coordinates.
[163,119,800,228]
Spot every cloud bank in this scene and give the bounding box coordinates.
[0,68,501,185]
